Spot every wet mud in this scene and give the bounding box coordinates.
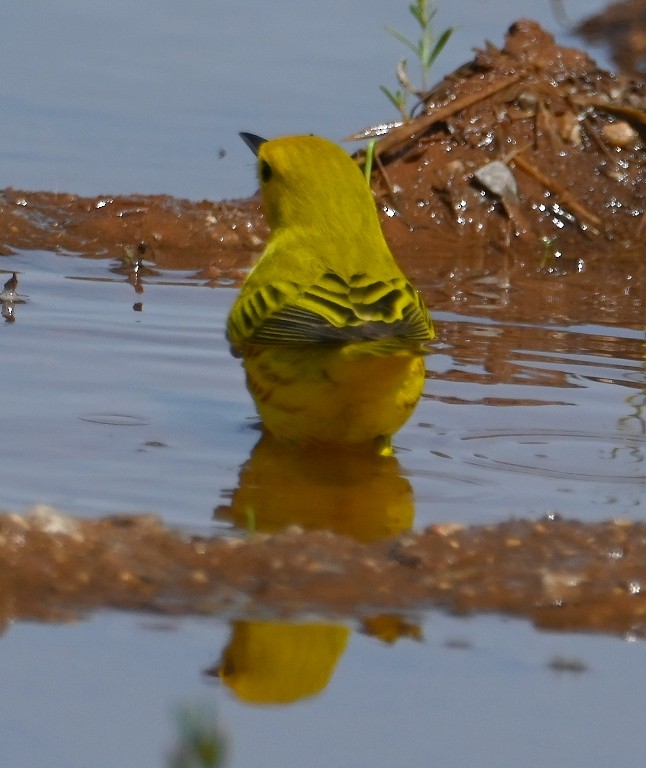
[2,508,646,639]
[359,20,645,259]
[0,188,263,277]
[0,20,644,635]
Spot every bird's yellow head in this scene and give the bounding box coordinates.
[240,133,381,238]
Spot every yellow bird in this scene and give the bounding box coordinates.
[227,133,434,455]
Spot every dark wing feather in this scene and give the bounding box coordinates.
[228,271,433,348]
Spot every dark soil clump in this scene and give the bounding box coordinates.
[361,20,645,255]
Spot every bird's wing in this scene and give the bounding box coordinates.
[227,271,433,348]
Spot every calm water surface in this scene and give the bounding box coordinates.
[2,252,643,530]
[1,1,644,766]
[1,611,646,768]
[1,0,613,201]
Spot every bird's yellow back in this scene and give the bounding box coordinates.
[227,134,434,454]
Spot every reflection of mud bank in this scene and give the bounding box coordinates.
[2,507,646,638]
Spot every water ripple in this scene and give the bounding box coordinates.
[461,428,646,483]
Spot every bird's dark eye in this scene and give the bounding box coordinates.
[260,160,273,183]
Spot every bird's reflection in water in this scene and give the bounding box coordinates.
[215,433,414,542]
[213,620,350,705]
[1,272,26,323]
[212,434,421,706]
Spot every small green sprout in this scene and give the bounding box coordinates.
[539,235,559,269]
[381,0,455,121]
[363,139,377,183]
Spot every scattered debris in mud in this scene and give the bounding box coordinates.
[1,507,646,638]
[356,20,645,252]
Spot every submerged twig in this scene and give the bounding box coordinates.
[512,153,603,230]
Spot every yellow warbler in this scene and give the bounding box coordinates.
[227,133,434,454]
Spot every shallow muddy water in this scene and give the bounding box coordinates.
[1,251,247,527]
[2,250,643,530]
[1,1,645,766]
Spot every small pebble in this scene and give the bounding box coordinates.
[603,121,638,148]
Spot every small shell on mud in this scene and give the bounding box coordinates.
[603,121,639,148]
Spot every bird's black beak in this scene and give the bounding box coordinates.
[239,132,267,156]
